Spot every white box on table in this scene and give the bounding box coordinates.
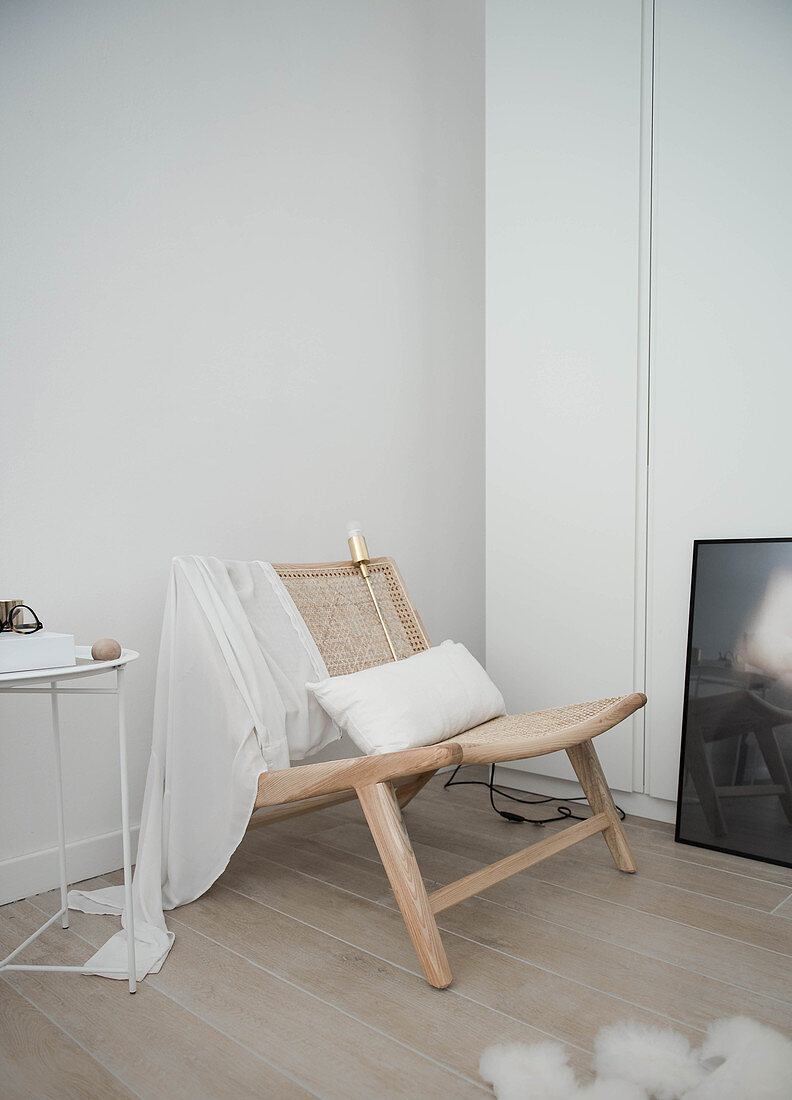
[0,632,76,674]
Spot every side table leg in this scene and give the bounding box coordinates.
[50,684,69,930]
[117,667,137,993]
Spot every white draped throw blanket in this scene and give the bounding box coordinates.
[68,556,340,980]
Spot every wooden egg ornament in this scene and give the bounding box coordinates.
[91,637,122,661]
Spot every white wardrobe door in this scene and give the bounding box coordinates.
[646,0,792,799]
[486,0,643,791]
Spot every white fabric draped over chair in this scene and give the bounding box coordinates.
[69,556,339,980]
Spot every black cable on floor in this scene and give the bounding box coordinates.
[443,763,625,825]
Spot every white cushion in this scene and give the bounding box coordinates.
[306,640,506,755]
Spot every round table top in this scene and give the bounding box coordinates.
[0,646,139,686]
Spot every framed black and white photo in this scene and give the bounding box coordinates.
[676,538,792,868]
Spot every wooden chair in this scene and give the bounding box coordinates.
[248,556,646,989]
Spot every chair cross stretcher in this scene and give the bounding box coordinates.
[248,557,646,989]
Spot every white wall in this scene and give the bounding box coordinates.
[645,0,792,799]
[487,0,792,816]
[486,0,644,793]
[0,0,484,903]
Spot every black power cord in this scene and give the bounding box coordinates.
[443,763,626,825]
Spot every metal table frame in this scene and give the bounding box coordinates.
[0,648,139,993]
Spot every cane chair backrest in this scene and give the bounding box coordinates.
[272,557,430,677]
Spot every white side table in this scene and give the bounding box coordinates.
[0,646,139,993]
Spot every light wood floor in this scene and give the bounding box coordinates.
[3,768,792,1098]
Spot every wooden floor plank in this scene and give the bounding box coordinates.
[223,843,733,1042]
[218,857,708,1056]
[239,828,792,1030]
[0,902,312,1100]
[94,869,592,1081]
[7,774,792,1099]
[0,980,136,1100]
[410,791,791,911]
[464,769,792,887]
[27,886,488,1098]
[772,893,792,920]
[615,816,792,883]
[385,807,792,954]
[170,886,586,1079]
[617,822,792,886]
[313,819,792,1004]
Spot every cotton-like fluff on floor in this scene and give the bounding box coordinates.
[479,1016,792,1100]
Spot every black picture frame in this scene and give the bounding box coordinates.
[675,537,792,869]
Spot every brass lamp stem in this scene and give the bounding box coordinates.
[347,526,398,661]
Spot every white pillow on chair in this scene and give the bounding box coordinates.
[306,640,506,755]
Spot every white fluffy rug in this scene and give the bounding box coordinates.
[480,1017,792,1100]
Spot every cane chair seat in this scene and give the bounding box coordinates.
[448,694,645,766]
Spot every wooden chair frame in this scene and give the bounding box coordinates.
[248,557,646,989]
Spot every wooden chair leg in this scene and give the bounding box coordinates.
[356,780,453,989]
[566,739,637,873]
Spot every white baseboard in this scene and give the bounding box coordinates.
[494,765,677,825]
[0,824,140,906]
